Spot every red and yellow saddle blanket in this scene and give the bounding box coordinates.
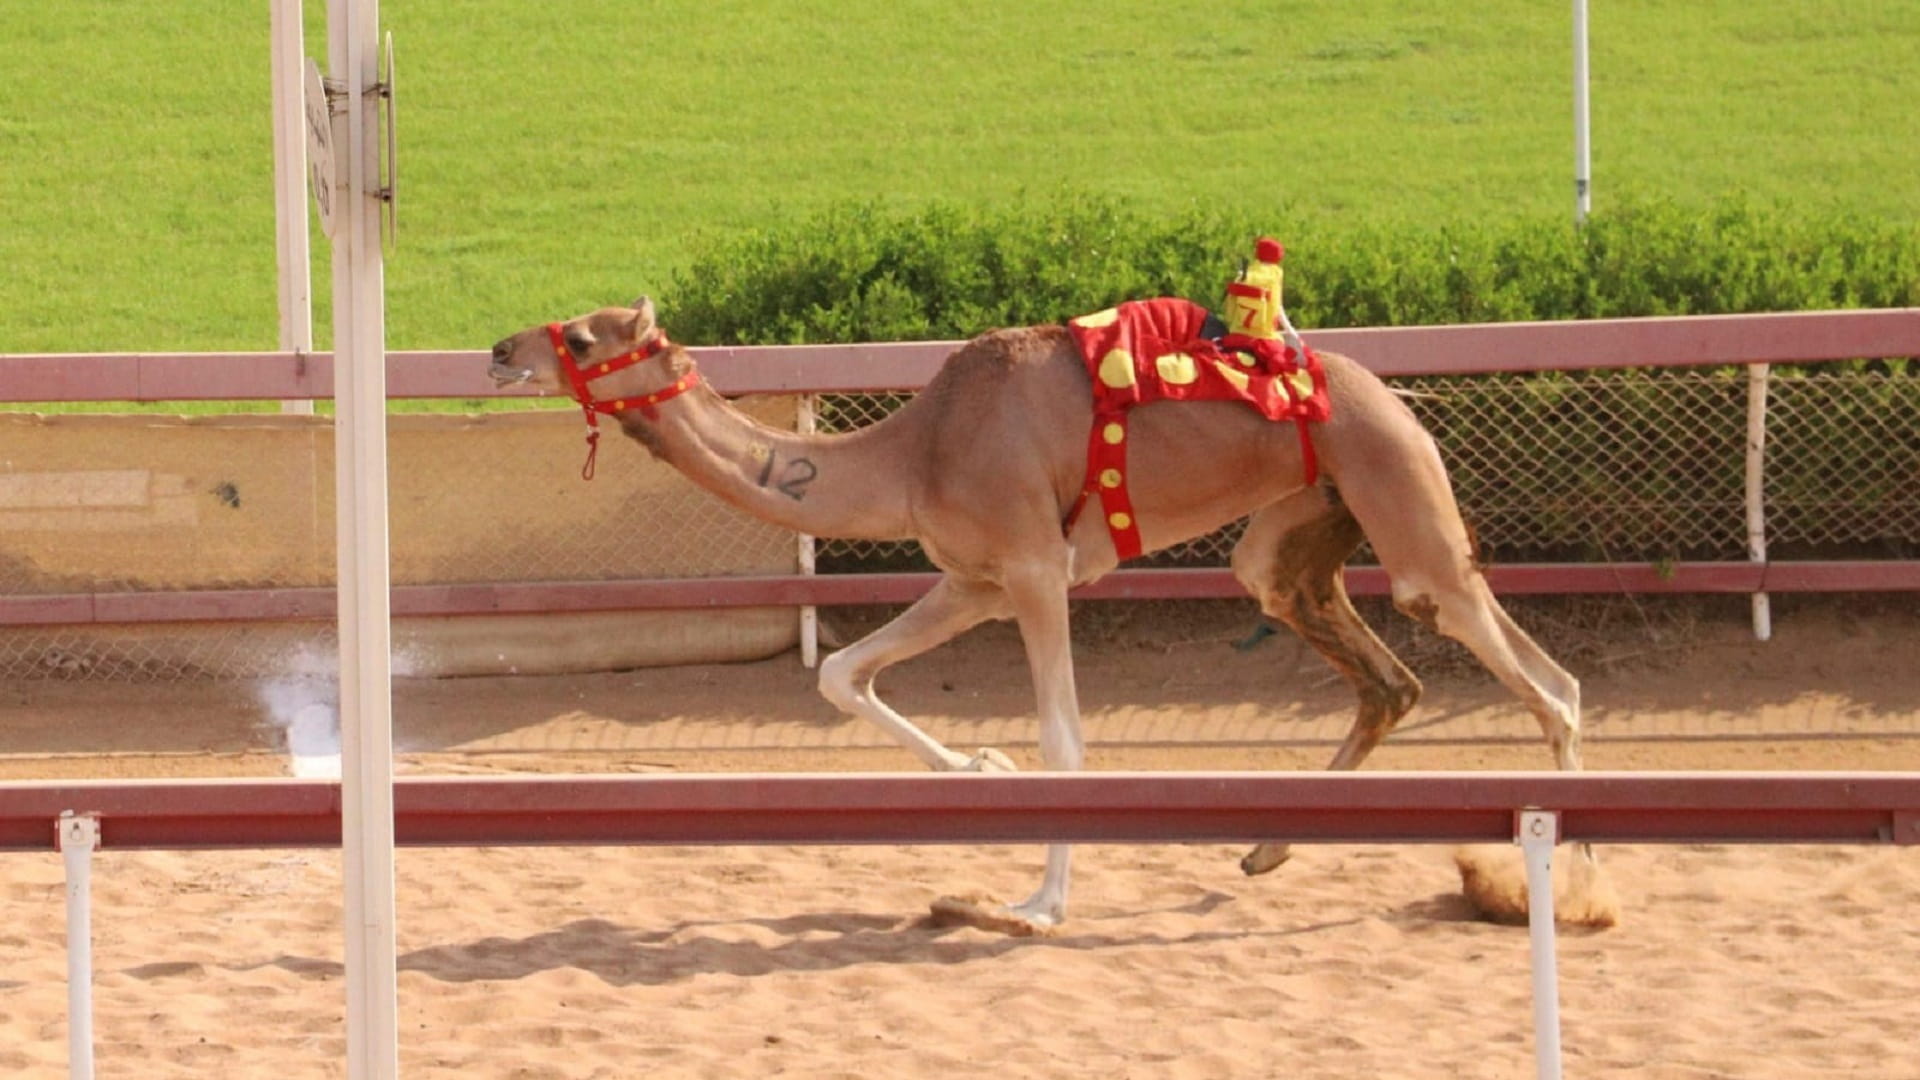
[1064,297,1332,560]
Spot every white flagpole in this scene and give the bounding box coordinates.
[1573,0,1592,224]
[270,0,314,415]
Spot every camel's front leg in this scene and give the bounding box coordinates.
[996,561,1085,930]
[817,575,1012,771]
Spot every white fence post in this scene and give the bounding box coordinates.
[797,392,820,668]
[1746,362,1772,641]
[1519,809,1564,1080]
[58,812,99,1080]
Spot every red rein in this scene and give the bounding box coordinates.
[546,322,700,480]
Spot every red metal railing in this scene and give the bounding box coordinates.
[2,772,1916,853]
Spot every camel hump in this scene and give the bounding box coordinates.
[922,324,1081,389]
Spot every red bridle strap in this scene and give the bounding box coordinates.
[546,322,702,480]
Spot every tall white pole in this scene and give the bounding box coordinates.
[327,0,399,1076]
[269,0,314,415]
[1572,0,1592,224]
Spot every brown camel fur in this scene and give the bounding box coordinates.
[490,296,1590,932]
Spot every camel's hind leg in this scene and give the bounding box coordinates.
[1230,485,1423,875]
[1330,409,1584,774]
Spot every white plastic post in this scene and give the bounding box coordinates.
[1745,363,1773,641]
[327,0,400,1077]
[797,392,820,669]
[1519,809,1565,1080]
[58,812,99,1080]
[270,0,315,416]
[1572,0,1592,224]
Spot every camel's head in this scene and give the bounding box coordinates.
[488,295,670,395]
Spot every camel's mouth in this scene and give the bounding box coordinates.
[488,363,535,388]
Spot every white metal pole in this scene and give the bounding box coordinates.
[327,0,399,1077]
[59,812,99,1080]
[270,0,315,415]
[797,392,820,668]
[1572,0,1592,224]
[1519,810,1565,1080]
[1746,363,1773,641]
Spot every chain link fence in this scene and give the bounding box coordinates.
[816,368,1920,569]
[4,369,1916,681]
[0,403,800,681]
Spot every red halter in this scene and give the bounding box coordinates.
[547,322,701,480]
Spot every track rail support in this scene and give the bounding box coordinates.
[1518,808,1565,1080]
[57,812,99,1080]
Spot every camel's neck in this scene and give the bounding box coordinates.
[616,382,918,541]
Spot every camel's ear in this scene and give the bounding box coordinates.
[629,295,657,327]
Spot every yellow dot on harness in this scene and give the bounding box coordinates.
[1097,348,1137,389]
[1235,351,1257,367]
[1108,511,1132,531]
[1215,362,1250,393]
[1099,468,1122,488]
[598,363,610,374]
[1287,369,1316,399]
[1102,422,1125,445]
[1155,351,1199,385]
[1072,307,1121,329]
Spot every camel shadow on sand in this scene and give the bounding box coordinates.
[192,889,1447,988]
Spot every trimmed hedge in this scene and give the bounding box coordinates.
[660,196,1920,567]
[659,196,1920,346]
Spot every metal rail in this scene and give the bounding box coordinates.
[4,771,1917,853]
[3,309,1916,402]
[7,560,1920,627]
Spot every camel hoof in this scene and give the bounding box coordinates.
[1240,843,1292,877]
[966,748,1017,773]
[928,893,1057,937]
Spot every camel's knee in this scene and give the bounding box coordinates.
[816,649,868,715]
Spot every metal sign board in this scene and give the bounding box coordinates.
[303,57,337,239]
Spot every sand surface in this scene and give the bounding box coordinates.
[3,603,1918,1078]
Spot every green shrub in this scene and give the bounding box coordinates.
[668,195,1920,568]
[660,195,1920,343]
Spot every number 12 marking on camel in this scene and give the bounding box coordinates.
[756,448,818,501]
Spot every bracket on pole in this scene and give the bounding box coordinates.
[1515,806,1562,846]
[56,811,100,853]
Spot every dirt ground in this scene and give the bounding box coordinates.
[4,596,1917,779]
[4,597,1919,1079]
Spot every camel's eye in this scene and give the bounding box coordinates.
[563,328,594,358]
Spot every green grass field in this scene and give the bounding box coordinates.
[1,1,1915,354]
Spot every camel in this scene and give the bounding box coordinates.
[488,294,1590,933]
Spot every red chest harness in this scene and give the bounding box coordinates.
[547,322,701,479]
